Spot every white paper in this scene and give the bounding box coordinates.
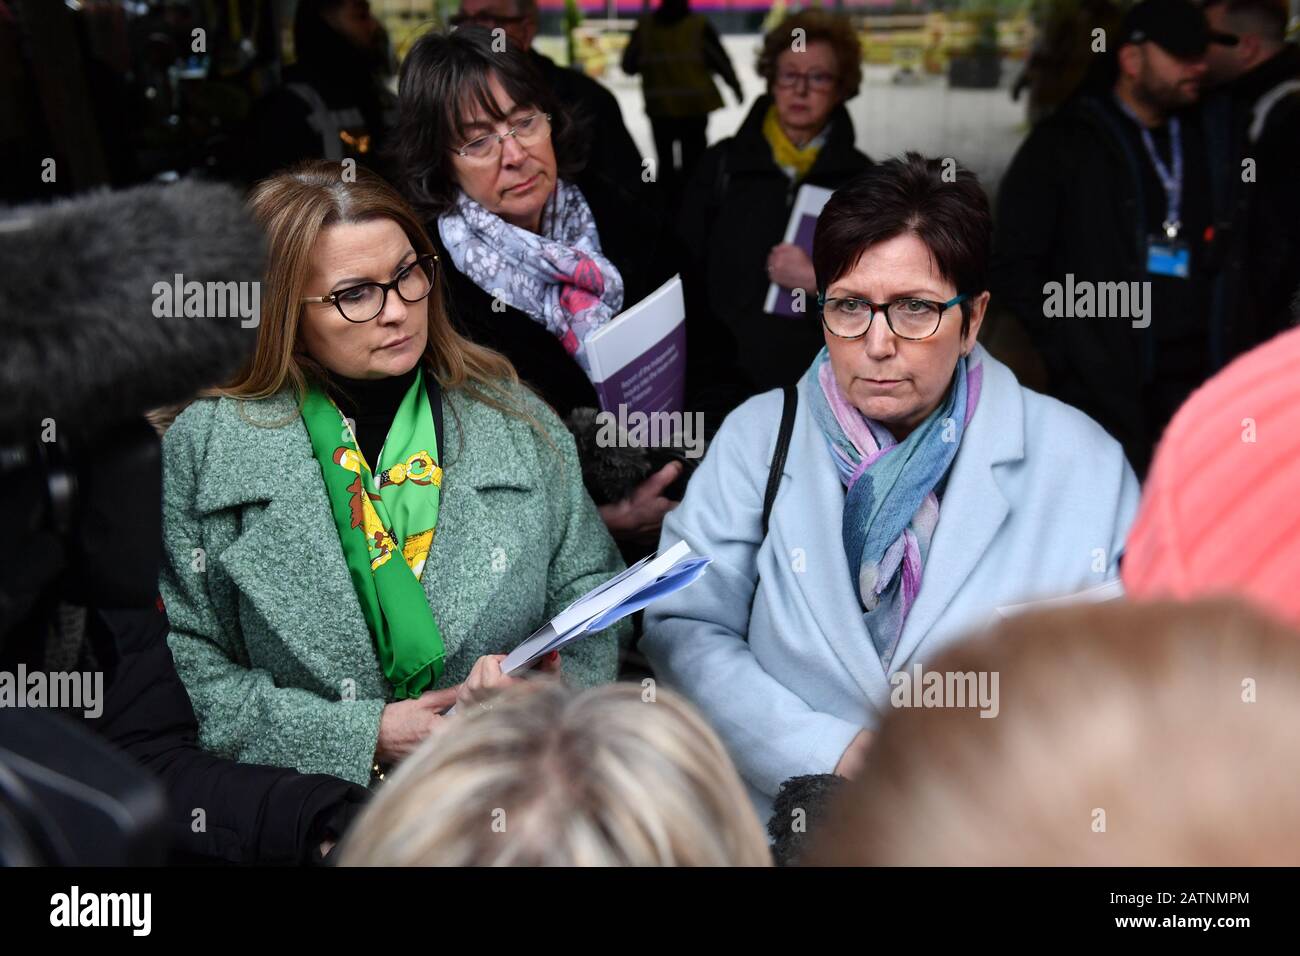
[994,578,1126,618]
[584,275,684,383]
[499,541,703,675]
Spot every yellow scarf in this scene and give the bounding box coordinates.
[762,104,823,181]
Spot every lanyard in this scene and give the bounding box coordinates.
[1114,96,1184,239]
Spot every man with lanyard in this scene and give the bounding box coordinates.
[991,0,1236,476]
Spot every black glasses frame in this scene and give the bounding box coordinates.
[816,293,969,341]
[301,253,438,324]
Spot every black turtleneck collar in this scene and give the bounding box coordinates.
[324,364,421,469]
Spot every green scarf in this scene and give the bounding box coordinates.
[301,367,445,698]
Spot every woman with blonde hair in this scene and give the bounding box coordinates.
[159,160,628,788]
[339,681,772,866]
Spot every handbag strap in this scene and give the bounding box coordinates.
[761,384,798,538]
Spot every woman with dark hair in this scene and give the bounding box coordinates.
[394,27,679,545]
[678,10,872,405]
[643,155,1140,824]
[246,0,396,182]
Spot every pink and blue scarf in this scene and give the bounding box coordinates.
[804,347,983,668]
[436,179,624,379]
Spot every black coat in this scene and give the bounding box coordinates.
[433,172,674,420]
[1203,43,1300,350]
[531,50,647,200]
[87,602,369,865]
[677,95,872,403]
[990,92,1223,475]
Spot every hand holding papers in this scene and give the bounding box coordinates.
[764,184,834,317]
[442,541,710,715]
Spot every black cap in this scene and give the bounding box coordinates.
[1120,0,1238,58]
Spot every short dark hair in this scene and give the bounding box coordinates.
[812,153,991,336]
[392,27,587,222]
[755,10,864,101]
[1203,0,1288,42]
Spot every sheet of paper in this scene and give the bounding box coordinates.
[994,578,1126,618]
[499,540,703,675]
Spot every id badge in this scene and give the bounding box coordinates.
[1146,237,1190,278]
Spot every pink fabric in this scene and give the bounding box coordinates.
[1123,325,1300,625]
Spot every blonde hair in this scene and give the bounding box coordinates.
[339,681,773,866]
[204,160,532,431]
[806,599,1300,866]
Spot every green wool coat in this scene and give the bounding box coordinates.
[159,380,628,786]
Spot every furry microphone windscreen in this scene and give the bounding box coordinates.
[0,179,264,438]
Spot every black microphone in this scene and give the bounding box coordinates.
[0,178,264,439]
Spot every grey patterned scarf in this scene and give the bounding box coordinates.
[437,179,624,378]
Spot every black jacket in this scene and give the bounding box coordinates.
[242,14,396,185]
[1203,43,1300,350]
[677,95,871,404]
[990,91,1222,475]
[530,50,646,200]
[88,602,369,865]
[433,172,674,420]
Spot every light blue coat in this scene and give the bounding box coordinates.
[641,346,1140,822]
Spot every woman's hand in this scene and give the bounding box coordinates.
[833,729,875,780]
[598,461,682,544]
[766,243,817,293]
[375,686,460,765]
[454,652,560,711]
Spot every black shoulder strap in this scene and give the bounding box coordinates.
[761,384,798,538]
[424,367,445,460]
[712,143,730,209]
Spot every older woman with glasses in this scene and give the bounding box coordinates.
[159,161,628,788]
[394,27,680,547]
[678,10,872,410]
[643,155,1141,826]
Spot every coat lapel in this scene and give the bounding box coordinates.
[195,391,384,696]
[889,348,1024,670]
[416,389,536,665]
[195,387,540,694]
